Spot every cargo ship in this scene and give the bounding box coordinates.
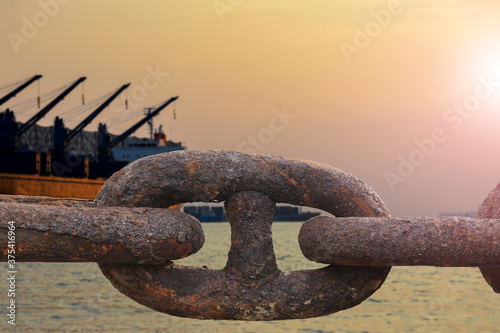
[182,204,321,222]
[0,75,184,199]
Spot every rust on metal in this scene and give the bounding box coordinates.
[478,182,500,293]
[0,201,204,264]
[0,194,94,207]
[97,150,391,320]
[299,216,500,267]
[95,150,388,218]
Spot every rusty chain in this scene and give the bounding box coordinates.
[1,150,499,321]
[0,196,203,264]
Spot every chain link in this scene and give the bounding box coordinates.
[300,216,500,267]
[0,196,204,264]
[97,150,390,320]
[477,182,500,292]
[1,150,500,320]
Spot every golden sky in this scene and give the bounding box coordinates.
[1,0,500,215]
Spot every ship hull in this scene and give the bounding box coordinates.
[0,172,105,200]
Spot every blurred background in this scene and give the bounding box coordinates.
[1,0,500,215]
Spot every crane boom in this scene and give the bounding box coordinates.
[15,77,86,139]
[107,96,178,150]
[63,83,130,146]
[0,75,42,106]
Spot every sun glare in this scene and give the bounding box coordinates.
[476,42,500,79]
[482,57,500,79]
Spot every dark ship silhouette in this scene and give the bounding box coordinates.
[0,75,184,199]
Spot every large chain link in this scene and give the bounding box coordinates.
[0,195,204,264]
[299,182,500,293]
[1,150,499,321]
[477,182,500,292]
[96,150,390,320]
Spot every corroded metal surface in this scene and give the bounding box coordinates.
[100,191,389,320]
[299,216,500,267]
[478,182,500,293]
[97,150,391,320]
[0,201,204,264]
[0,194,94,207]
[95,150,388,217]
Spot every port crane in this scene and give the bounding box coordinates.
[14,77,87,143]
[0,75,42,107]
[98,96,179,159]
[52,83,131,154]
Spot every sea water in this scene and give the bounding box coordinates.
[3,223,500,333]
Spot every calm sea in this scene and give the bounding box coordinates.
[3,222,500,333]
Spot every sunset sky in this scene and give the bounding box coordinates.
[1,0,500,216]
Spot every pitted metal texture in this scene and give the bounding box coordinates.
[97,150,391,320]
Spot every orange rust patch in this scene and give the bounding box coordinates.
[187,160,204,176]
[351,194,378,216]
[302,193,313,205]
[151,286,177,299]
[264,161,301,187]
[101,245,113,254]
[164,239,195,259]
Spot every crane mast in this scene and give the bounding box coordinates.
[52,83,131,154]
[15,77,87,141]
[107,96,178,150]
[0,75,42,107]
